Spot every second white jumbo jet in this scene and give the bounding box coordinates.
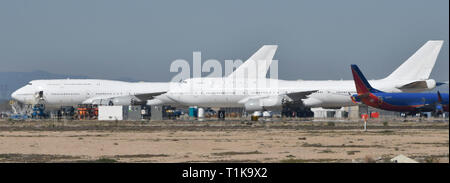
[150,40,445,111]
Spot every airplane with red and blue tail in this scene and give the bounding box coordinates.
[350,64,449,115]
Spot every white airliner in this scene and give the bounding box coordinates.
[10,45,278,108]
[11,80,169,108]
[149,40,444,111]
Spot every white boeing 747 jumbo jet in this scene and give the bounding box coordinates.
[149,40,444,111]
[10,45,278,108]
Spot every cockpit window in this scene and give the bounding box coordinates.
[27,83,32,85]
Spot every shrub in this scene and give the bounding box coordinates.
[94,157,118,163]
[363,155,376,163]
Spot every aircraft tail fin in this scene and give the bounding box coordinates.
[384,40,443,81]
[351,64,383,94]
[227,45,278,79]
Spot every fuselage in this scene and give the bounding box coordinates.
[157,77,435,108]
[359,92,449,112]
[12,77,437,109]
[11,79,169,107]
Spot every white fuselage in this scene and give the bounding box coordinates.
[156,77,434,109]
[12,77,435,110]
[11,79,170,107]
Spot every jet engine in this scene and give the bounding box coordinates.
[244,99,263,111]
[147,99,164,106]
[425,79,437,89]
[90,95,143,106]
[244,96,284,111]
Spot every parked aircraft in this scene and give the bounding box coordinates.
[350,64,449,114]
[11,41,445,112]
[151,40,445,111]
[10,45,278,108]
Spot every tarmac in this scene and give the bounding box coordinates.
[0,118,448,163]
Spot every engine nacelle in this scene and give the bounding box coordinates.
[425,79,436,89]
[147,99,164,106]
[89,96,138,106]
[244,96,284,111]
[244,99,263,111]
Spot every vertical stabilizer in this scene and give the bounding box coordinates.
[384,40,443,81]
[227,45,278,79]
[351,65,382,94]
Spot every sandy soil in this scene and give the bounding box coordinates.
[0,119,448,163]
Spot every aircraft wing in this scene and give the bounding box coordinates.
[82,92,166,105]
[237,90,317,104]
[134,92,167,101]
[411,103,443,113]
[285,90,318,101]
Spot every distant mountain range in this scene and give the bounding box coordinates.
[0,70,142,100]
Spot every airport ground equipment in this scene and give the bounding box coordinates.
[188,106,198,118]
[262,111,272,118]
[98,105,126,121]
[251,111,260,121]
[98,105,150,121]
[126,105,142,121]
[31,104,46,119]
[218,110,225,120]
[60,106,75,120]
[76,104,98,120]
[151,105,164,120]
[149,105,179,120]
[164,106,180,119]
[9,100,30,115]
[198,108,205,121]
[361,114,369,131]
[9,114,28,120]
[201,108,217,118]
[0,113,8,119]
[281,102,314,118]
[141,105,151,120]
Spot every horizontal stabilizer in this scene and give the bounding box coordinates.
[437,81,449,86]
[396,80,430,89]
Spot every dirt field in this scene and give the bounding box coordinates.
[0,119,448,163]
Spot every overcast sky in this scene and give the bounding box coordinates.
[0,0,448,83]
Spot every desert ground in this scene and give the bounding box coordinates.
[0,118,448,163]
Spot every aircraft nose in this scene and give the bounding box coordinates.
[11,90,18,100]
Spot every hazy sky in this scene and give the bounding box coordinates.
[0,0,448,83]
